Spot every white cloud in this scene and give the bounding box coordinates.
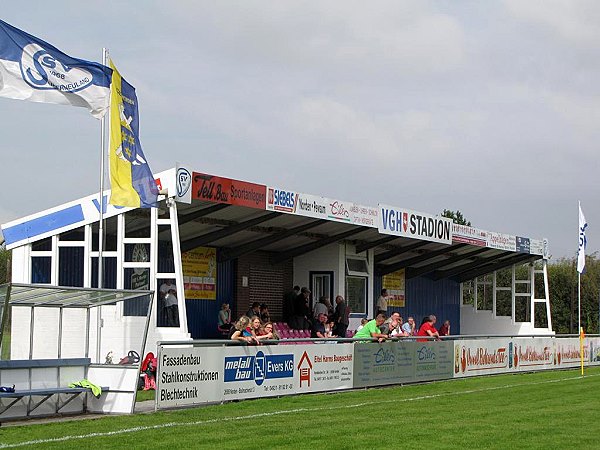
[504,0,600,44]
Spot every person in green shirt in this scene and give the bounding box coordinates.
[353,313,388,342]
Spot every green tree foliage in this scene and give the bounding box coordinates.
[0,245,10,284]
[441,209,471,226]
[548,253,600,334]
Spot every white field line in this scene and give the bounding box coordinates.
[1,372,598,449]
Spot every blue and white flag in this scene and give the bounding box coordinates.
[109,60,158,208]
[577,202,587,274]
[0,19,111,118]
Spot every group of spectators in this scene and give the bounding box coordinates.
[218,285,450,344]
[355,312,450,342]
[227,314,278,344]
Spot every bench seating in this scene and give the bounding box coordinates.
[0,357,109,421]
[0,386,109,417]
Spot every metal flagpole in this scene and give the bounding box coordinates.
[578,272,581,334]
[96,47,108,363]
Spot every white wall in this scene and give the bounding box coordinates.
[293,243,343,294]
[10,246,29,283]
[292,242,374,331]
[460,306,554,336]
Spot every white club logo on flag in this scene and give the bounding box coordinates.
[20,43,93,92]
[577,203,587,274]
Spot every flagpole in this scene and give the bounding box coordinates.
[98,47,107,290]
[96,47,108,363]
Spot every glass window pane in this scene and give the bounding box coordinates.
[91,216,118,252]
[58,247,84,287]
[31,256,51,283]
[32,237,52,252]
[125,243,151,263]
[125,209,151,238]
[157,278,179,327]
[91,257,117,289]
[346,276,366,315]
[59,226,85,242]
[123,268,151,316]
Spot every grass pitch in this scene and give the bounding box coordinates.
[1,367,599,449]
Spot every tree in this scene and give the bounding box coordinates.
[0,245,10,284]
[441,209,471,226]
[547,253,600,334]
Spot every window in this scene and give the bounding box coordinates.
[123,268,151,316]
[346,276,367,315]
[31,257,51,284]
[58,247,84,287]
[346,258,369,277]
[310,272,333,309]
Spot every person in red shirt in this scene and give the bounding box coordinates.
[438,320,451,336]
[417,315,440,342]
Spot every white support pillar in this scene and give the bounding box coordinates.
[168,198,188,335]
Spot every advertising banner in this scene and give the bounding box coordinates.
[157,338,600,410]
[181,247,217,300]
[452,224,487,247]
[157,343,354,409]
[554,338,589,368]
[510,338,554,371]
[157,346,222,408]
[382,269,405,307]
[486,232,517,252]
[529,239,544,256]
[221,344,354,401]
[378,204,452,245]
[266,186,378,228]
[192,173,266,209]
[516,236,531,253]
[453,339,511,377]
[350,204,378,228]
[353,341,453,387]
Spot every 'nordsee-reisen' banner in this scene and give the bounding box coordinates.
[0,19,111,118]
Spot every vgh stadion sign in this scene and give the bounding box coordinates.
[378,204,452,245]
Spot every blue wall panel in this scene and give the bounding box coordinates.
[377,275,461,335]
[185,258,235,339]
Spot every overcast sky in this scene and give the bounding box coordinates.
[1,1,598,260]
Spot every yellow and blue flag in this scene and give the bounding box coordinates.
[0,18,111,118]
[109,60,158,208]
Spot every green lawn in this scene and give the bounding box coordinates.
[1,367,599,449]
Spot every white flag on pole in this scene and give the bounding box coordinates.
[0,19,112,118]
[577,202,587,274]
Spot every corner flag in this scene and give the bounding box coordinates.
[0,19,111,118]
[108,60,158,208]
